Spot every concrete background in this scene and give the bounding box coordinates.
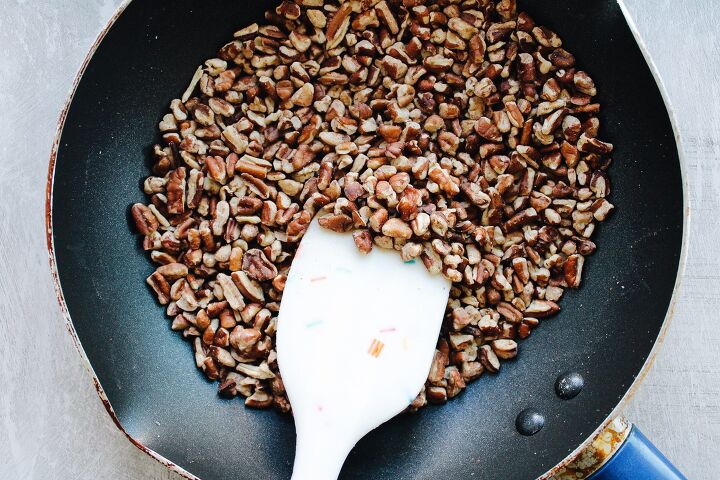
[0,0,717,478]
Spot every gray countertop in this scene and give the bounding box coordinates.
[0,1,717,478]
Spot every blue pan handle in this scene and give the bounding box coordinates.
[587,424,686,480]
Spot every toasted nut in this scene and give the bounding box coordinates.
[448,17,478,40]
[480,345,501,373]
[217,273,246,311]
[352,230,373,254]
[318,213,353,232]
[156,263,188,281]
[231,271,264,303]
[381,218,412,239]
[236,361,276,380]
[497,302,523,324]
[375,1,399,34]
[131,203,159,235]
[423,54,454,73]
[307,9,327,29]
[426,386,448,404]
[424,115,445,133]
[230,326,261,353]
[525,299,560,318]
[147,272,171,305]
[591,198,615,221]
[290,82,315,107]
[491,339,518,359]
[460,181,490,207]
[326,3,352,49]
[242,249,278,281]
[578,133,613,154]
[474,117,502,142]
[428,349,448,384]
[564,254,584,288]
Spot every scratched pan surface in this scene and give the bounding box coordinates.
[48,1,683,479]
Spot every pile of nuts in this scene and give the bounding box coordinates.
[131,0,614,412]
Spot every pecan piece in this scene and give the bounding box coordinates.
[497,302,523,324]
[326,3,352,50]
[426,386,448,404]
[230,327,262,353]
[352,230,373,254]
[491,339,518,360]
[375,1,399,34]
[242,249,278,281]
[166,168,186,214]
[427,349,448,384]
[460,181,491,208]
[381,218,412,239]
[480,345,500,373]
[146,272,171,305]
[156,263,188,281]
[525,299,560,318]
[217,273,246,311]
[131,203,158,235]
[318,213,353,232]
[564,254,585,288]
[423,54,454,74]
[232,271,265,303]
[474,117,502,142]
[577,133,613,154]
[428,165,460,196]
[245,389,273,409]
[504,208,538,232]
[591,198,615,221]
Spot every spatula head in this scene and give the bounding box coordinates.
[277,219,451,478]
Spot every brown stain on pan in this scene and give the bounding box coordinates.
[44,1,690,479]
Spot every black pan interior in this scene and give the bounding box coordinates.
[51,1,683,479]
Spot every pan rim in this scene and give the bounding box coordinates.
[539,1,690,475]
[44,1,690,479]
[44,1,197,478]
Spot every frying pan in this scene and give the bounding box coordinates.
[46,0,686,478]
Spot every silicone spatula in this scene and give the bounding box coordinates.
[277,219,451,480]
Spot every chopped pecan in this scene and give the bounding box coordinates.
[217,273,246,311]
[242,249,278,281]
[504,208,538,232]
[131,203,159,235]
[326,3,352,49]
[147,272,171,305]
[318,213,353,232]
[491,339,518,359]
[381,218,412,239]
[563,254,584,288]
[231,271,265,303]
[525,299,560,318]
[352,230,373,254]
[166,168,186,214]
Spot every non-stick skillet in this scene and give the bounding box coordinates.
[47,1,686,478]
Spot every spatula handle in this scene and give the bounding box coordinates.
[291,429,353,480]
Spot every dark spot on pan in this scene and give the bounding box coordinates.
[516,409,545,436]
[555,372,584,400]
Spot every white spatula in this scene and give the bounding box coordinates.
[277,219,451,480]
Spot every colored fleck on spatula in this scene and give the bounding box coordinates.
[276,219,451,480]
